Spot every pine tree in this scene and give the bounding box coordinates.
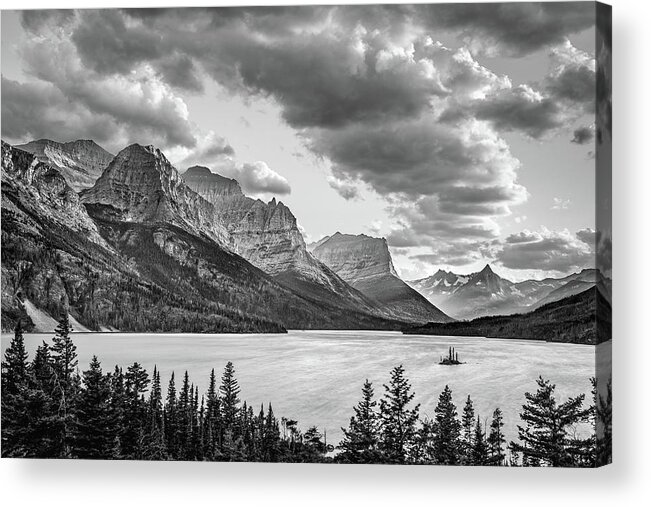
[432,385,462,465]
[487,407,506,466]
[338,379,381,463]
[470,416,489,465]
[51,313,77,385]
[379,365,420,463]
[164,372,179,458]
[1,324,31,456]
[204,368,222,458]
[108,366,126,457]
[1,322,29,395]
[178,371,192,458]
[144,366,165,460]
[122,362,150,458]
[220,361,241,432]
[3,342,59,457]
[74,356,119,459]
[263,403,281,462]
[461,395,475,463]
[510,376,591,467]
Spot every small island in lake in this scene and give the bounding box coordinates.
[440,346,463,365]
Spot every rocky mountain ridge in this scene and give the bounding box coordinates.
[17,138,114,192]
[1,140,404,332]
[409,264,609,320]
[311,232,451,323]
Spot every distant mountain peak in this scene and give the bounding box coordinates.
[480,263,494,275]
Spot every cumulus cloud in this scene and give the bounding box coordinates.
[4,21,197,152]
[496,228,594,273]
[222,161,291,196]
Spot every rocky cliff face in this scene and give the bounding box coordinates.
[312,233,451,323]
[182,166,390,316]
[1,141,106,245]
[183,166,330,279]
[82,145,228,245]
[17,139,114,191]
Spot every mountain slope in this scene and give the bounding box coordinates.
[2,141,400,332]
[182,165,392,319]
[404,287,611,345]
[82,145,229,245]
[17,139,114,191]
[312,232,451,323]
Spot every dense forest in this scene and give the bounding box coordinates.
[1,317,611,466]
[404,287,612,345]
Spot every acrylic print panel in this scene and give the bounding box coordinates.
[0,2,611,466]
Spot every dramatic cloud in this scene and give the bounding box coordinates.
[4,6,600,279]
[572,125,595,144]
[4,11,197,152]
[412,2,595,56]
[441,41,595,140]
[496,228,594,273]
[223,161,291,196]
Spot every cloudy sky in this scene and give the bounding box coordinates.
[1,3,606,281]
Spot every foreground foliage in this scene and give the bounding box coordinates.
[1,320,611,465]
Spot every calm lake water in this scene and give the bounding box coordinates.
[1,330,598,447]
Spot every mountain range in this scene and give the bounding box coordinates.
[1,137,607,338]
[1,139,450,333]
[408,264,611,320]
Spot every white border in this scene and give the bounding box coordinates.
[1,0,649,505]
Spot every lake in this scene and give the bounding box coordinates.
[1,330,598,447]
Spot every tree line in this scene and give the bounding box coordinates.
[1,317,611,466]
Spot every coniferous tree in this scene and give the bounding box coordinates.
[164,372,179,458]
[75,356,119,458]
[511,376,591,467]
[487,407,506,466]
[461,395,475,463]
[432,385,462,465]
[470,416,489,465]
[50,314,80,458]
[220,361,241,432]
[1,324,31,456]
[379,365,420,463]
[108,366,126,457]
[204,368,222,458]
[1,322,29,395]
[337,379,381,463]
[122,362,150,458]
[144,366,165,460]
